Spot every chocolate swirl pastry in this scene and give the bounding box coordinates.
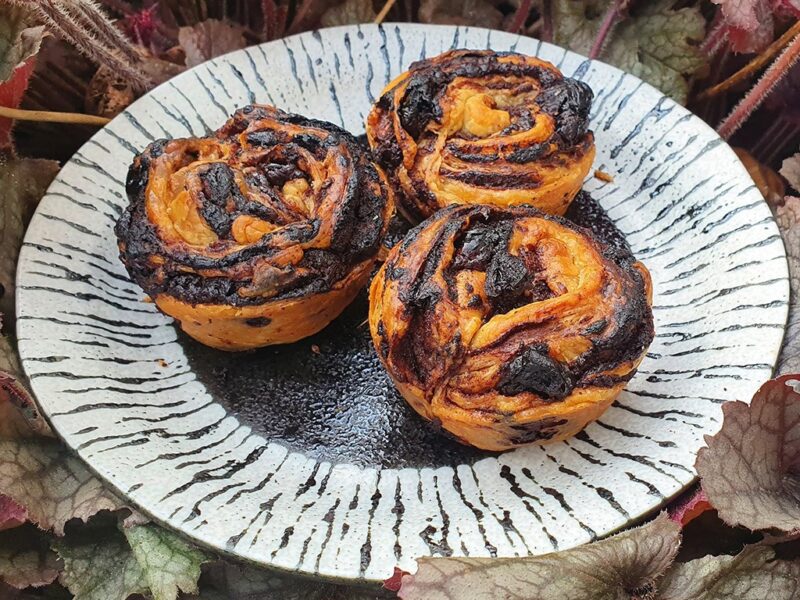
[366,49,596,223]
[369,202,653,451]
[116,105,393,351]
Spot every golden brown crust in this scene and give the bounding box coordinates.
[369,203,653,451]
[366,49,596,222]
[116,104,393,350]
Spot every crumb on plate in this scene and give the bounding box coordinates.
[594,170,614,183]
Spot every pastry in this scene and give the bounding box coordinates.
[116,104,393,351]
[366,49,595,222]
[369,201,653,450]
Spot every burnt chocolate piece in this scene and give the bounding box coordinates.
[499,345,574,399]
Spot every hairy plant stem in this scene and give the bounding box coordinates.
[507,0,533,34]
[261,0,287,40]
[588,0,630,59]
[540,0,553,42]
[20,0,151,91]
[718,32,800,140]
[700,14,728,57]
[697,20,800,101]
[75,0,139,62]
[287,0,315,34]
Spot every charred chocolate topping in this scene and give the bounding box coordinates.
[116,104,391,306]
[366,49,596,222]
[373,197,654,406]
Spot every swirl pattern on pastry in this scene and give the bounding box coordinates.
[366,49,596,222]
[116,104,393,351]
[369,200,653,451]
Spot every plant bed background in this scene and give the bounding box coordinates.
[0,1,799,599]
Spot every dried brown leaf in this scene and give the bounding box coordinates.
[696,375,800,532]
[84,65,135,119]
[85,49,184,118]
[178,19,247,68]
[734,147,785,205]
[398,513,681,600]
[0,4,43,82]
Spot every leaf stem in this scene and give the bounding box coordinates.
[507,0,533,34]
[287,0,315,34]
[0,106,110,126]
[588,0,629,59]
[540,0,553,42]
[700,13,728,57]
[374,0,398,24]
[697,20,800,101]
[717,31,800,140]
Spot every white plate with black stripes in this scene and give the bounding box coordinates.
[17,24,789,582]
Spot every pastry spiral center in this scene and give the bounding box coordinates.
[146,135,332,251]
[446,217,596,327]
[457,92,511,138]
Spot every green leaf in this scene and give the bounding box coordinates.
[321,0,377,27]
[195,560,388,599]
[0,581,71,599]
[0,158,59,323]
[53,526,148,600]
[774,197,799,375]
[0,523,60,588]
[695,375,800,532]
[658,546,800,600]
[551,0,600,54]
[123,524,212,600]
[0,4,43,82]
[398,513,681,600]
[552,0,708,103]
[608,1,707,103]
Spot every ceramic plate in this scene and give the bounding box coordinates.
[17,24,789,582]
